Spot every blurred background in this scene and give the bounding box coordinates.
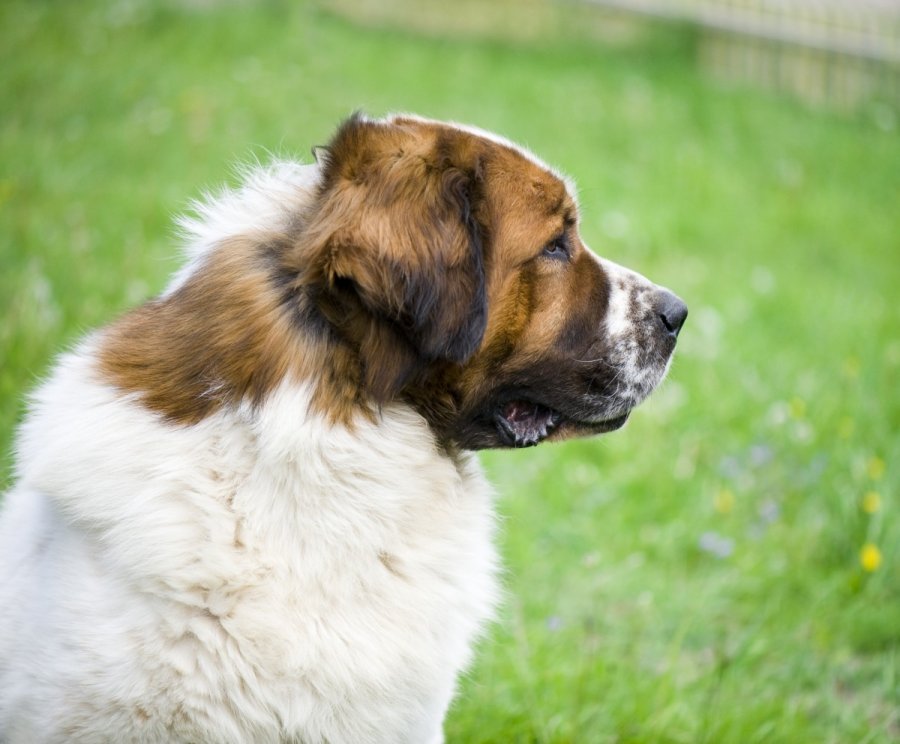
[1,0,898,741]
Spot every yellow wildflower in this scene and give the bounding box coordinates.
[860,543,882,573]
[861,491,881,514]
[867,456,885,481]
[714,488,735,514]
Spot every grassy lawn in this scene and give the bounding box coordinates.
[1,1,898,741]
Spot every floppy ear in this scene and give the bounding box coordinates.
[300,115,488,397]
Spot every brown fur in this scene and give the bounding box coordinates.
[98,115,610,448]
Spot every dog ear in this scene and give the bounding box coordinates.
[301,115,488,398]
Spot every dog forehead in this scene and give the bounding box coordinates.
[388,114,563,171]
[386,114,576,205]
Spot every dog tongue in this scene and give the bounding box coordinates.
[498,401,560,447]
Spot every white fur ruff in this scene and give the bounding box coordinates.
[0,164,500,744]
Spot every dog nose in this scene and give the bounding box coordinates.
[653,289,688,338]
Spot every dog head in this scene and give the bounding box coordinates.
[295,114,687,449]
[99,114,685,449]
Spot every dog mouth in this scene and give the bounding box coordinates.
[494,399,630,448]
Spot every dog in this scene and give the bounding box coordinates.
[0,114,686,743]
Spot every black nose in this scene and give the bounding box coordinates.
[654,289,688,338]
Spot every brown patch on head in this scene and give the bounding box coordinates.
[297,115,607,442]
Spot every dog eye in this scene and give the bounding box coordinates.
[542,236,569,261]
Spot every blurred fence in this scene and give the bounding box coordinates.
[583,0,900,108]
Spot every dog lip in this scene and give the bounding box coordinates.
[587,411,630,431]
[493,399,631,446]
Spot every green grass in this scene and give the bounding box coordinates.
[2,1,898,741]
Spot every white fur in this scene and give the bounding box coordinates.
[0,354,498,743]
[598,256,653,341]
[594,252,674,409]
[0,157,499,743]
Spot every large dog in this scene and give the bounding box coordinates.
[0,114,686,743]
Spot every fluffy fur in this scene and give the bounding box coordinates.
[0,114,685,743]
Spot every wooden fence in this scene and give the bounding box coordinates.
[583,0,900,108]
